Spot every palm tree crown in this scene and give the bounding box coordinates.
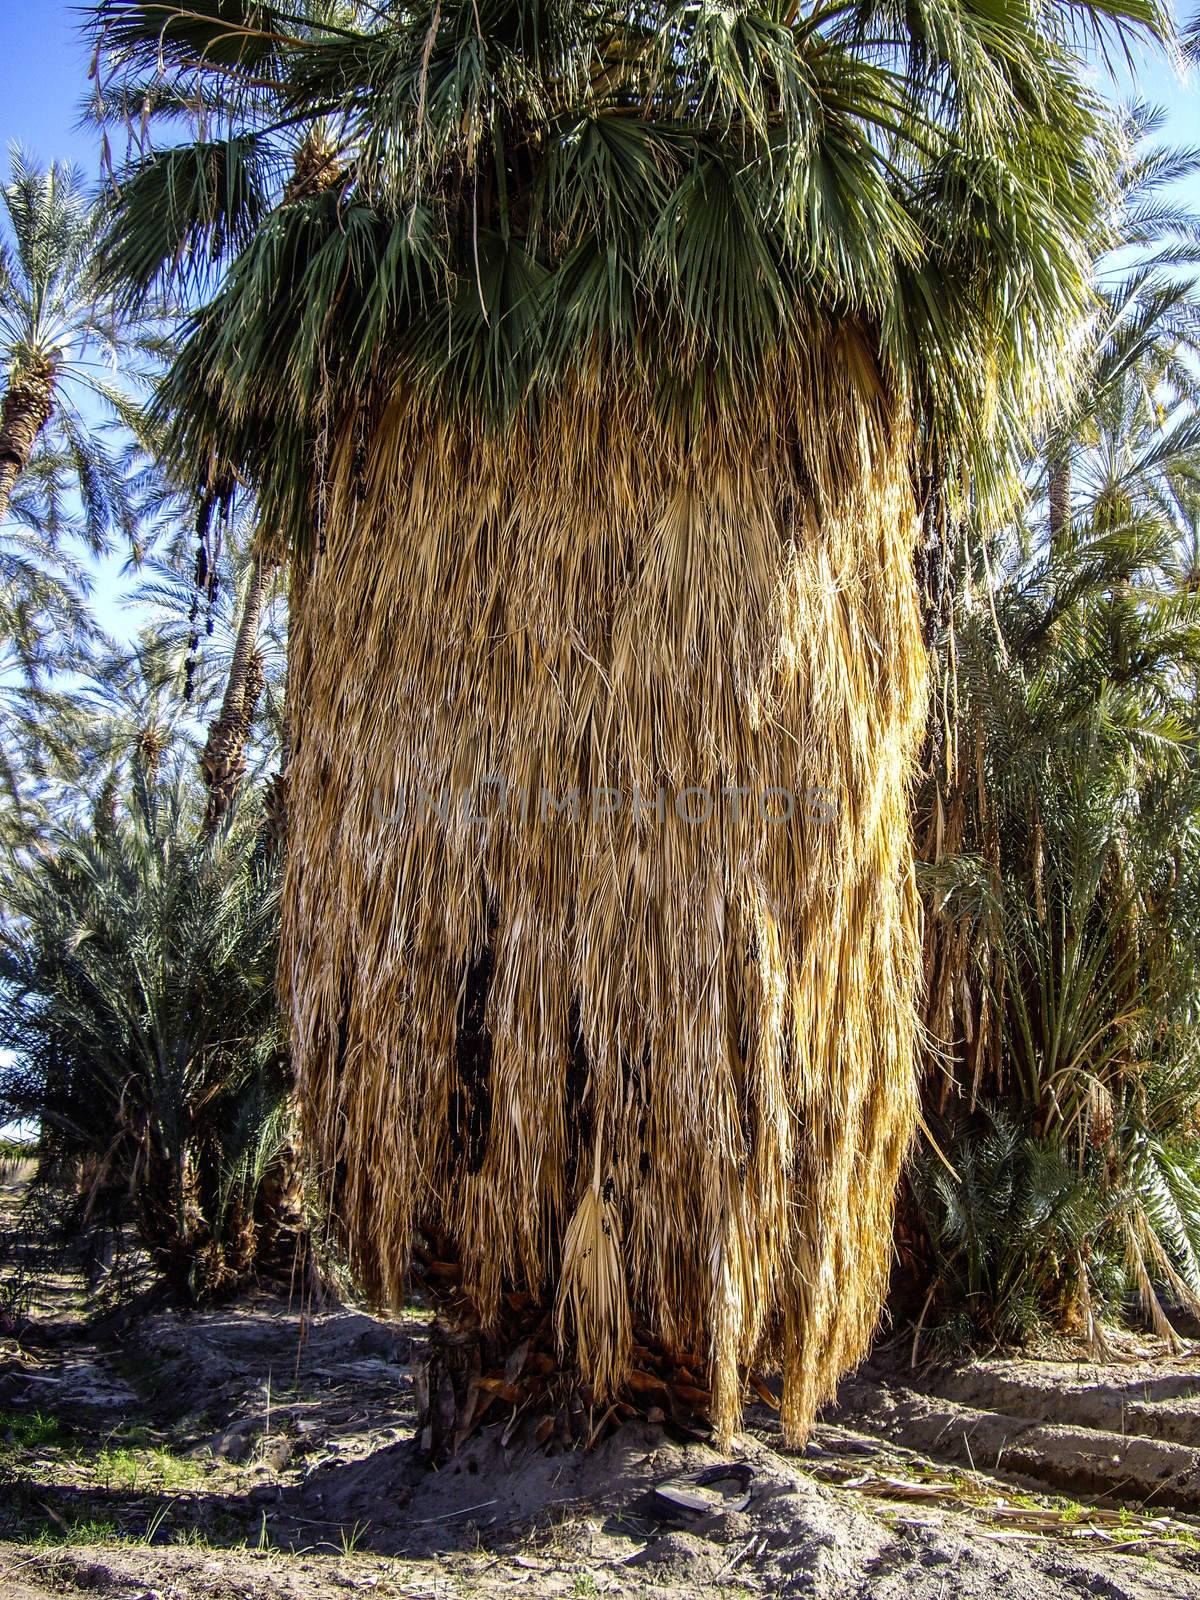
[0,147,159,541]
[1042,102,1200,546]
[92,0,1160,535]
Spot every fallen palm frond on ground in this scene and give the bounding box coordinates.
[808,1444,1200,1560]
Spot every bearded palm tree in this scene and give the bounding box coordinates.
[0,149,161,538]
[90,0,1169,1448]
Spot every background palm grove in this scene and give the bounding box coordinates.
[2,0,1200,1457]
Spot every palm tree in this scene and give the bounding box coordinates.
[198,551,272,833]
[90,0,1170,1449]
[74,629,198,804]
[0,148,159,537]
[914,112,1200,1350]
[1041,103,1200,548]
[0,668,88,852]
[0,505,100,844]
[0,757,294,1300]
[128,493,287,825]
[915,517,1200,1347]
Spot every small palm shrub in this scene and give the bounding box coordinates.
[0,761,294,1301]
[912,1107,1132,1353]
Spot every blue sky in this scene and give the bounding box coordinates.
[3,6,101,173]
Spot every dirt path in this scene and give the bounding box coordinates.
[2,1167,1200,1598]
[832,1355,1200,1512]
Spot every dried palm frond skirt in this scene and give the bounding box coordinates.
[284,357,929,1446]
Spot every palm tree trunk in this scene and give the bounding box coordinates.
[0,360,55,524]
[1048,449,1071,553]
[262,721,290,857]
[201,554,269,835]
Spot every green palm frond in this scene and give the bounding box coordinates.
[0,147,169,547]
[89,0,1171,539]
[0,762,290,1299]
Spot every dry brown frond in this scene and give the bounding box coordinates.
[283,347,928,1446]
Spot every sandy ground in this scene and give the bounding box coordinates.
[3,1166,1200,1598]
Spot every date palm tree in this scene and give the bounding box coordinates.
[0,152,172,846]
[128,491,287,827]
[0,757,293,1300]
[914,110,1200,1351]
[1042,104,1200,548]
[0,149,160,540]
[0,501,99,845]
[915,510,1200,1348]
[90,0,1170,1448]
